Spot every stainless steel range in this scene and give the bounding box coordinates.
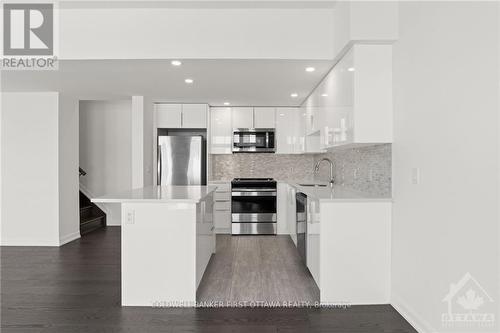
[231,178,277,235]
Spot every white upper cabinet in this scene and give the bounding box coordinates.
[155,103,208,129]
[303,44,393,150]
[275,107,305,154]
[254,107,276,128]
[231,107,254,129]
[210,107,232,154]
[232,107,276,129]
[182,104,208,128]
[155,103,182,128]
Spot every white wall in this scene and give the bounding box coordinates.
[58,94,80,244]
[131,96,144,189]
[60,7,335,60]
[1,93,60,246]
[79,99,132,225]
[143,97,154,187]
[392,2,499,332]
[332,1,398,59]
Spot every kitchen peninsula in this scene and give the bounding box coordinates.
[92,185,216,306]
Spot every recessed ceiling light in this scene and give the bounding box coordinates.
[305,67,315,72]
[185,78,194,84]
[290,93,298,98]
[223,102,230,106]
[171,60,182,66]
[347,67,355,72]
[279,113,285,116]
[321,93,328,97]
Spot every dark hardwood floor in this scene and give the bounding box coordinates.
[1,227,417,333]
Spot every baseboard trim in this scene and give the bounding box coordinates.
[391,292,435,333]
[1,238,60,246]
[59,231,81,246]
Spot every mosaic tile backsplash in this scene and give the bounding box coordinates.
[313,144,392,197]
[211,154,315,181]
[211,144,391,196]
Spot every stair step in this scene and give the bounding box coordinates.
[80,205,94,218]
[80,214,105,226]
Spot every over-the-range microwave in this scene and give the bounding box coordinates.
[232,128,275,153]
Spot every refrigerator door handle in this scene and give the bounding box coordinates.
[157,145,162,185]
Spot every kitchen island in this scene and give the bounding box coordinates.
[278,182,392,306]
[93,185,216,306]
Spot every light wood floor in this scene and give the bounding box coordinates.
[196,235,320,304]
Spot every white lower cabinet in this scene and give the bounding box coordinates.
[306,198,320,287]
[209,181,231,233]
[277,183,298,239]
[196,193,215,288]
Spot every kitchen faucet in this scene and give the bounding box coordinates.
[314,158,335,188]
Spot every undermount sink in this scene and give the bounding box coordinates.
[298,183,328,187]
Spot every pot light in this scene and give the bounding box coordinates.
[305,67,315,72]
[171,60,182,66]
[347,67,355,72]
[290,93,298,98]
[321,93,328,97]
[279,113,285,116]
[223,102,230,106]
[185,78,194,84]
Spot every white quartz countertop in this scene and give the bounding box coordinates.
[91,185,217,204]
[284,181,392,202]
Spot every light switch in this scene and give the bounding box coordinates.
[126,210,135,224]
[411,168,420,185]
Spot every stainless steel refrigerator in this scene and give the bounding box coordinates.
[157,135,206,185]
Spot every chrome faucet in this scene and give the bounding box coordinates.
[314,158,335,188]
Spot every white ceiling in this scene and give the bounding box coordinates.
[1,59,334,106]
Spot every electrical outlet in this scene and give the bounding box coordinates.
[411,168,420,185]
[126,210,135,224]
[353,168,359,180]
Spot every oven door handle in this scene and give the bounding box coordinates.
[232,191,277,197]
[232,188,276,192]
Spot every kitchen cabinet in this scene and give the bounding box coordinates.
[209,107,232,154]
[196,193,215,287]
[307,197,320,287]
[232,107,254,129]
[209,181,231,233]
[275,108,305,154]
[155,103,207,129]
[303,44,392,150]
[276,182,298,239]
[232,107,276,129]
[155,103,182,128]
[182,104,208,128]
[254,107,276,128]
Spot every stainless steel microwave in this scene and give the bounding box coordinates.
[232,128,275,153]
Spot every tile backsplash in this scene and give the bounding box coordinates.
[211,144,391,196]
[313,144,392,196]
[211,154,315,181]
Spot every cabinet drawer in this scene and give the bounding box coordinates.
[214,192,231,201]
[210,182,230,192]
[214,211,231,229]
[214,201,231,211]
